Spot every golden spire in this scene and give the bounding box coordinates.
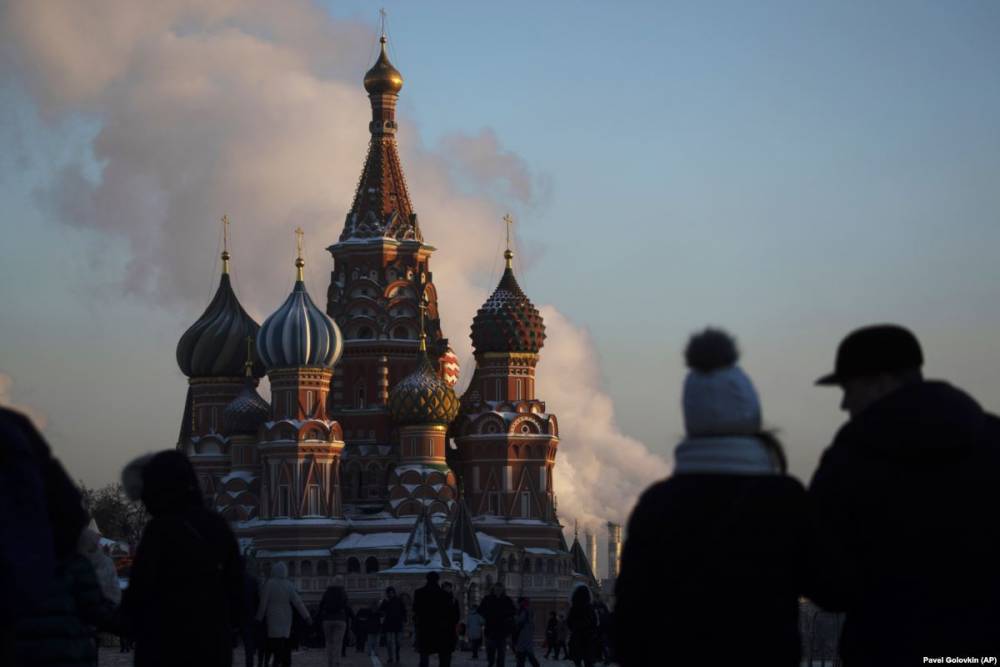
[363,9,403,95]
[418,294,428,353]
[294,227,305,281]
[221,214,231,274]
[503,213,514,269]
[244,336,254,378]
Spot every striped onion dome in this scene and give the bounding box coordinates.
[176,272,264,378]
[257,264,343,370]
[470,252,545,355]
[389,352,460,426]
[222,380,270,436]
[438,346,460,388]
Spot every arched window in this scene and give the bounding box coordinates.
[535,558,544,573]
[347,557,361,574]
[521,558,530,573]
[357,326,373,340]
[286,561,296,577]
[356,383,367,409]
[301,561,313,576]
[392,326,409,340]
[318,561,329,576]
[365,557,379,574]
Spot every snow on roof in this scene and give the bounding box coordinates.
[475,531,512,561]
[525,547,559,555]
[332,532,410,551]
[221,470,256,484]
[255,549,332,558]
[237,518,349,528]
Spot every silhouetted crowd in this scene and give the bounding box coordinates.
[3,323,999,667]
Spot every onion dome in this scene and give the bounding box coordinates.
[438,346,460,388]
[223,382,270,436]
[389,354,460,426]
[364,36,403,95]
[257,233,343,370]
[470,249,545,355]
[176,245,264,378]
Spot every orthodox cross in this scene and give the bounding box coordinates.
[294,226,304,259]
[379,8,387,39]
[503,213,514,252]
[221,214,231,273]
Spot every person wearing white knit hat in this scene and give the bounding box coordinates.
[614,328,805,667]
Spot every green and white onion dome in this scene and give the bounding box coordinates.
[257,262,343,369]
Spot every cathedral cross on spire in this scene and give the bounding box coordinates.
[221,214,231,274]
[294,227,305,281]
[379,7,387,40]
[244,336,254,378]
[503,213,514,268]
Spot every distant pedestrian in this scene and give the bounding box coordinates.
[554,613,569,660]
[413,571,458,667]
[121,450,244,667]
[466,605,484,659]
[543,611,557,659]
[513,597,540,667]
[615,329,806,666]
[378,586,406,664]
[567,586,599,667]
[353,603,374,655]
[807,324,1000,665]
[361,600,382,657]
[478,582,516,667]
[441,581,461,655]
[317,576,349,667]
[257,562,311,667]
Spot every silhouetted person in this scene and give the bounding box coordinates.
[615,329,805,666]
[567,586,599,667]
[543,611,557,659]
[121,451,242,666]
[378,585,406,664]
[317,575,349,667]
[808,324,1000,665]
[241,562,261,667]
[257,562,311,667]
[441,581,461,657]
[466,605,484,659]
[413,571,457,667]
[513,597,540,667]
[479,582,516,667]
[2,408,111,666]
[554,613,568,660]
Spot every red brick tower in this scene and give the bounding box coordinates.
[253,231,347,551]
[326,35,454,508]
[452,234,562,549]
[176,219,264,503]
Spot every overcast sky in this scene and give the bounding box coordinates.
[2,2,998,546]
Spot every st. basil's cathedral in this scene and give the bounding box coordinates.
[173,35,598,618]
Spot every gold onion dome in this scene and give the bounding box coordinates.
[388,353,459,426]
[364,36,403,95]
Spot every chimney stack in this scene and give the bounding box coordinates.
[585,531,599,578]
[607,522,622,580]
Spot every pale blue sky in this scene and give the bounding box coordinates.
[1,1,999,489]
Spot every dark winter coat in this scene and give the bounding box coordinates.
[567,600,599,663]
[378,595,406,632]
[413,581,459,654]
[121,451,243,667]
[614,467,806,666]
[15,554,112,666]
[477,592,516,640]
[1,408,87,629]
[356,607,382,634]
[806,381,1000,665]
[318,585,349,623]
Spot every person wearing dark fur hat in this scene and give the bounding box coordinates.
[807,324,1000,665]
[120,450,244,667]
[614,328,806,666]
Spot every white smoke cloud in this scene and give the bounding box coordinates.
[1,0,668,535]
